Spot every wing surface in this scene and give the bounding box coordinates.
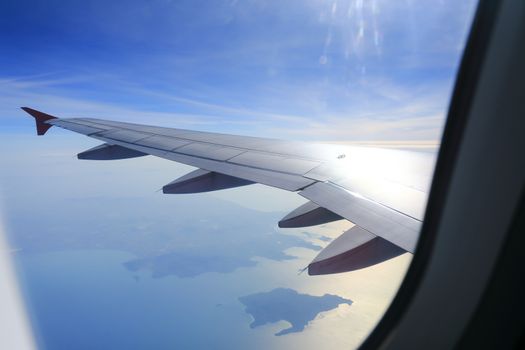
[22,107,435,274]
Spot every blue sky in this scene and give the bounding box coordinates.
[0,0,477,141]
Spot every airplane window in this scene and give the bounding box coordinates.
[0,0,478,349]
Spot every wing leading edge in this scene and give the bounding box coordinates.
[22,107,433,275]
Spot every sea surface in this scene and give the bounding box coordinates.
[15,248,354,350]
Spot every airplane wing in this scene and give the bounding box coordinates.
[22,107,435,275]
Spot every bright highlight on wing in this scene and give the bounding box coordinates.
[22,107,434,275]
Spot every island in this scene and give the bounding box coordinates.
[239,288,352,336]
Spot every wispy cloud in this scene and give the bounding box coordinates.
[1,0,477,141]
[0,72,446,141]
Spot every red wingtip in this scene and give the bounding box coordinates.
[21,107,57,136]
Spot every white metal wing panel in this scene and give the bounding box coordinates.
[98,129,152,143]
[335,176,428,221]
[136,135,191,151]
[51,120,106,135]
[80,118,333,160]
[229,152,321,175]
[87,134,316,191]
[162,151,316,191]
[300,181,421,252]
[175,143,245,161]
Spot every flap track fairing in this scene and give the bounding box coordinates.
[163,169,254,194]
[77,143,147,160]
[278,201,342,228]
[308,226,406,275]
